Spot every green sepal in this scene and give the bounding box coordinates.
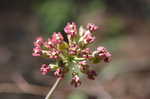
[58,42,69,50]
[91,56,101,64]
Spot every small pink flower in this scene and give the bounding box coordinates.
[69,43,79,55]
[64,22,77,37]
[48,48,60,59]
[48,38,54,46]
[33,36,44,47]
[40,64,50,75]
[96,46,112,63]
[54,68,64,78]
[79,65,89,73]
[32,47,42,56]
[43,38,54,49]
[51,32,64,44]
[87,70,97,80]
[97,46,106,53]
[81,48,92,59]
[87,23,99,32]
[103,52,112,62]
[71,74,81,87]
[83,31,95,44]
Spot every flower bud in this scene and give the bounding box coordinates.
[69,43,79,55]
[43,38,54,49]
[87,23,99,32]
[64,22,77,37]
[51,32,64,44]
[48,48,60,59]
[81,48,92,59]
[32,47,42,56]
[33,36,44,47]
[54,68,64,78]
[40,64,50,75]
[71,74,81,87]
[96,46,112,63]
[87,70,97,80]
[83,31,95,44]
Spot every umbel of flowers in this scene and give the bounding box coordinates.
[32,22,111,87]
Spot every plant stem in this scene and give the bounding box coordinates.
[45,78,61,99]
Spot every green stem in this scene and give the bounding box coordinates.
[45,78,61,99]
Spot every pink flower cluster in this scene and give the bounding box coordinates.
[32,22,111,87]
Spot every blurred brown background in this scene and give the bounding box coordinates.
[0,0,150,99]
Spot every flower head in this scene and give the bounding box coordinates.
[32,22,111,87]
